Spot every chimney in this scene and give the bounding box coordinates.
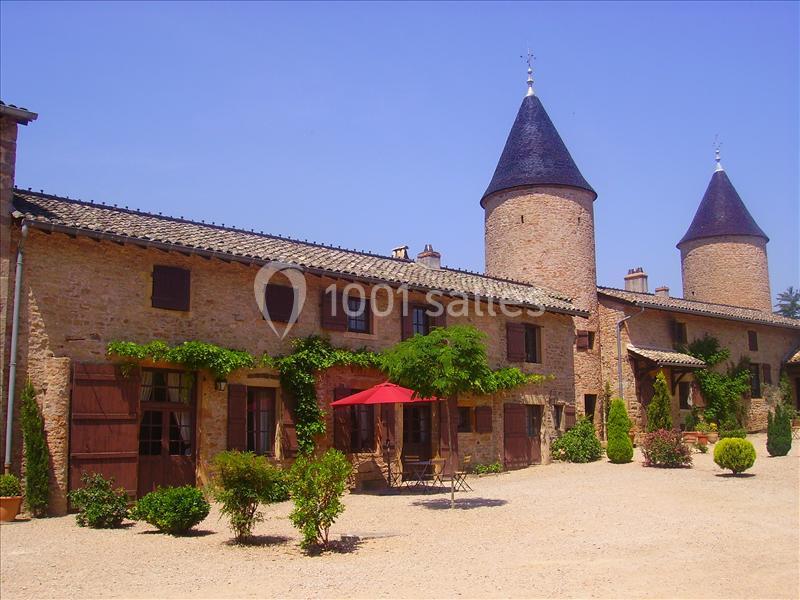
[391,245,409,260]
[416,244,441,270]
[655,285,670,298]
[624,267,648,293]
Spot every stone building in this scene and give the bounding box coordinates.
[1,70,798,514]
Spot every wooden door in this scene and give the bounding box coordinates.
[70,363,140,499]
[504,403,531,469]
[402,404,432,460]
[137,369,196,497]
[528,405,543,464]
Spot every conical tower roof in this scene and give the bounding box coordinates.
[678,167,768,247]
[481,94,595,206]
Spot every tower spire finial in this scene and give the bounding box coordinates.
[714,135,723,172]
[521,48,535,97]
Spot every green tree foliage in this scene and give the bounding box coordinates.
[208,450,285,542]
[0,474,21,497]
[288,449,352,549]
[606,398,633,464]
[550,418,603,463]
[714,438,756,474]
[641,430,692,468]
[380,325,545,399]
[646,372,673,432]
[766,402,793,457]
[67,473,129,528]
[774,286,800,319]
[129,486,210,535]
[20,380,50,516]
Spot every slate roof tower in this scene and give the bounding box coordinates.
[678,150,772,311]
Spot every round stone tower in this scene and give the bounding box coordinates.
[482,72,597,315]
[678,153,771,312]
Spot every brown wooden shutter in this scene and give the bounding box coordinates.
[227,384,247,451]
[762,364,772,385]
[264,284,294,323]
[506,323,526,362]
[69,363,140,500]
[748,331,758,351]
[321,289,347,331]
[152,265,190,311]
[400,309,414,340]
[564,405,577,430]
[576,330,590,350]
[475,405,493,433]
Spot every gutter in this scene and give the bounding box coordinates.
[4,222,28,473]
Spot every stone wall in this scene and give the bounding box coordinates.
[680,235,772,312]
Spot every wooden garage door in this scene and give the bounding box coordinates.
[70,363,140,499]
[504,403,531,469]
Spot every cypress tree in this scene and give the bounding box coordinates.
[607,398,634,463]
[647,371,673,432]
[766,403,792,457]
[21,380,50,516]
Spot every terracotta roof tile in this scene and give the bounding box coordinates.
[627,345,706,368]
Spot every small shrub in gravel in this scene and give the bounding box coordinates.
[551,418,602,463]
[641,429,692,468]
[719,428,747,439]
[714,438,756,475]
[473,462,503,475]
[606,399,633,464]
[130,486,210,535]
[68,473,128,528]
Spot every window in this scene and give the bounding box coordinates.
[678,382,691,409]
[169,412,192,456]
[264,284,294,323]
[346,296,371,333]
[349,405,375,452]
[139,411,163,456]
[412,306,431,336]
[247,387,276,455]
[672,321,688,345]
[139,369,194,458]
[403,405,431,445]
[576,331,595,350]
[526,405,542,437]
[762,364,772,386]
[524,324,541,363]
[457,407,473,433]
[584,395,597,421]
[151,265,190,311]
[141,370,193,403]
[552,404,564,431]
[748,331,758,352]
[749,363,761,398]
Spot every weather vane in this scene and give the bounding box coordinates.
[714,135,723,171]
[520,48,535,96]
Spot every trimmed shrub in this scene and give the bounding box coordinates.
[130,486,210,534]
[606,398,633,464]
[473,462,503,475]
[714,438,756,474]
[68,473,128,528]
[766,403,792,457]
[289,449,352,549]
[646,372,673,432]
[20,380,50,517]
[551,417,603,463]
[641,429,692,468]
[208,450,285,542]
[719,428,747,439]
[0,473,22,497]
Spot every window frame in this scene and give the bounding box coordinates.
[346,295,371,334]
[678,381,691,410]
[524,324,542,364]
[673,321,688,345]
[349,404,375,453]
[552,404,564,431]
[247,387,276,456]
[412,306,431,336]
[747,330,759,352]
[748,363,762,398]
[457,406,473,433]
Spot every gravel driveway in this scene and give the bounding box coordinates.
[1,433,798,599]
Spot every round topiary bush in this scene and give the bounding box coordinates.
[130,486,210,535]
[714,438,756,475]
[607,398,633,464]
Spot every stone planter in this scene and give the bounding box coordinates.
[0,496,23,522]
[696,432,709,445]
[682,431,698,444]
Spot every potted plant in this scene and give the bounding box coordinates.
[0,474,23,522]
[695,420,710,445]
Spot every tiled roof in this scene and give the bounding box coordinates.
[0,100,38,124]
[787,349,800,365]
[481,95,595,205]
[627,345,706,368]
[598,286,800,330]
[11,189,585,316]
[678,169,767,246]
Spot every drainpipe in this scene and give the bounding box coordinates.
[4,222,29,474]
[615,307,645,401]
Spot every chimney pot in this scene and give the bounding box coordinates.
[416,244,441,270]
[655,285,670,298]
[392,245,409,260]
[624,267,649,293]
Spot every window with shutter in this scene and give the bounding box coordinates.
[264,284,295,323]
[748,331,758,352]
[748,364,761,398]
[346,296,371,333]
[152,265,190,311]
[475,406,493,433]
[672,321,687,345]
[576,330,590,350]
[246,387,276,455]
[506,323,526,362]
[457,407,473,433]
[524,325,541,363]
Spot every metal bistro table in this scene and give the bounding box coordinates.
[405,459,447,492]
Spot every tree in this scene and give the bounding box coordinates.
[647,371,673,432]
[766,402,792,457]
[607,398,633,463]
[20,380,50,517]
[774,286,800,319]
[381,324,544,506]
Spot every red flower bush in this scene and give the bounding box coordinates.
[641,429,692,468]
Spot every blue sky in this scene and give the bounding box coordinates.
[2,1,797,302]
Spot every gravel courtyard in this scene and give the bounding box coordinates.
[1,433,798,599]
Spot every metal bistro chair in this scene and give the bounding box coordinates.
[429,457,447,492]
[452,453,473,492]
[402,455,421,489]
